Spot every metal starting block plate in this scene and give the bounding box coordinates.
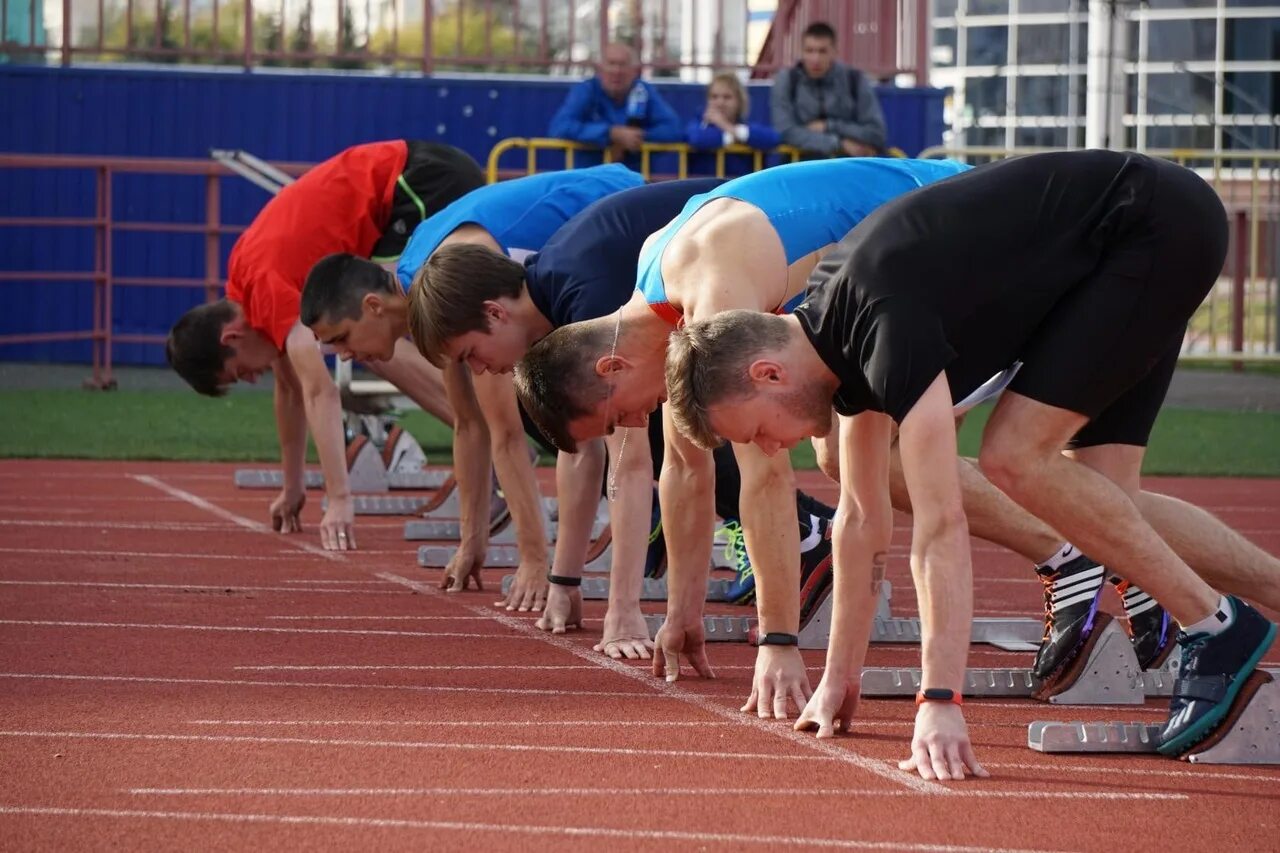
[387,470,449,490]
[419,545,519,568]
[348,496,429,515]
[862,620,1180,706]
[1029,669,1279,764]
[405,520,521,544]
[499,575,740,601]
[868,616,1042,651]
[235,470,324,490]
[1029,721,1161,754]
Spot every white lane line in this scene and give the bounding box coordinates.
[0,520,235,532]
[233,665,598,671]
[982,761,1280,783]
[0,805,1063,852]
[0,620,521,639]
[0,548,285,562]
[0,673,674,699]
[0,582,404,596]
[281,580,394,585]
[0,730,846,763]
[131,475,341,562]
[262,615,491,621]
[190,719,726,726]
[376,572,944,795]
[122,786,1186,801]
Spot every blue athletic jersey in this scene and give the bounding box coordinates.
[525,178,726,328]
[396,164,645,287]
[635,158,971,323]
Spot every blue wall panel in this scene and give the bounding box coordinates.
[0,65,947,365]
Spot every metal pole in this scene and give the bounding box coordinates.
[1233,209,1247,371]
[244,0,254,69]
[62,0,72,65]
[205,173,222,304]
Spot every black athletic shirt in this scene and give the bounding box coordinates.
[793,150,1160,422]
[524,178,725,326]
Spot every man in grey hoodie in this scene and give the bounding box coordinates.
[770,21,888,158]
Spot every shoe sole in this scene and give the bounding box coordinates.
[1156,620,1277,757]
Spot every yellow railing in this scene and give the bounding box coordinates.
[484,137,804,184]
[917,146,1280,365]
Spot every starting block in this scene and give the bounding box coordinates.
[498,575,744,602]
[234,470,325,490]
[419,523,616,571]
[859,615,1180,706]
[234,429,445,494]
[1028,669,1280,764]
[642,580,1041,652]
[404,513,606,543]
[642,582,893,649]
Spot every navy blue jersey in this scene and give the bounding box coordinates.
[524,178,726,327]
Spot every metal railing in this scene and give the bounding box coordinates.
[484,136,804,183]
[1,0,922,79]
[919,146,1280,365]
[0,153,310,388]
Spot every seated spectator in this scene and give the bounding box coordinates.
[769,21,888,158]
[685,73,780,151]
[548,42,684,160]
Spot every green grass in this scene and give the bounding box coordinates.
[1,389,1277,476]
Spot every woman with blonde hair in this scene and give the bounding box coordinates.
[686,72,781,150]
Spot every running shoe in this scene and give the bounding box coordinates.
[1110,576,1174,670]
[798,513,834,628]
[1157,596,1276,756]
[719,519,754,605]
[1032,551,1107,680]
[644,489,667,578]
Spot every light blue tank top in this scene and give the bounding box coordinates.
[397,163,645,287]
[635,158,971,324]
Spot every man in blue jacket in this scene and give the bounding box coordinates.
[548,43,684,158]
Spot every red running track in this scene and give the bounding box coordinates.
[0,460,1277,852]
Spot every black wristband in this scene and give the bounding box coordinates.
[546,571,582,587]
[757,632,799,646]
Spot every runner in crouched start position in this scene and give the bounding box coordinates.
[166,140,484,551]
[300,164,643,609]
[665,150,1278,777]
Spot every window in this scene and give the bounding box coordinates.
[935,0,960,18]
[1145,126,1215,150]
[1224,18,1280,62]
[1017,75,1070,116]
[967,0,1011,14]
[1015,127,1068,147]
[934,27,958,68]
[1144,72,1216,115]
[1018,0,1076,12]
[1146,19,1218,63]
[1223,124,1280,150]
[965,126,1008,148]
[1147,0,1216,8]
[966,74,1008,117]
[966,26,1009,66]
[1224,71,1280,115]
[1016,24,1069,64]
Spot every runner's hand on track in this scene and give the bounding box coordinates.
[535,584,582,633]
[319,496,355,551]
[743,645,812,720]
[594,603,654,660]
[651,616,715,682]
[794,672,859,737]
[269,488,305,534]
[494,559,547,611]
[898,702,989,781]
[442,541,486,593]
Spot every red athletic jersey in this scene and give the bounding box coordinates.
[225,140,408,351]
